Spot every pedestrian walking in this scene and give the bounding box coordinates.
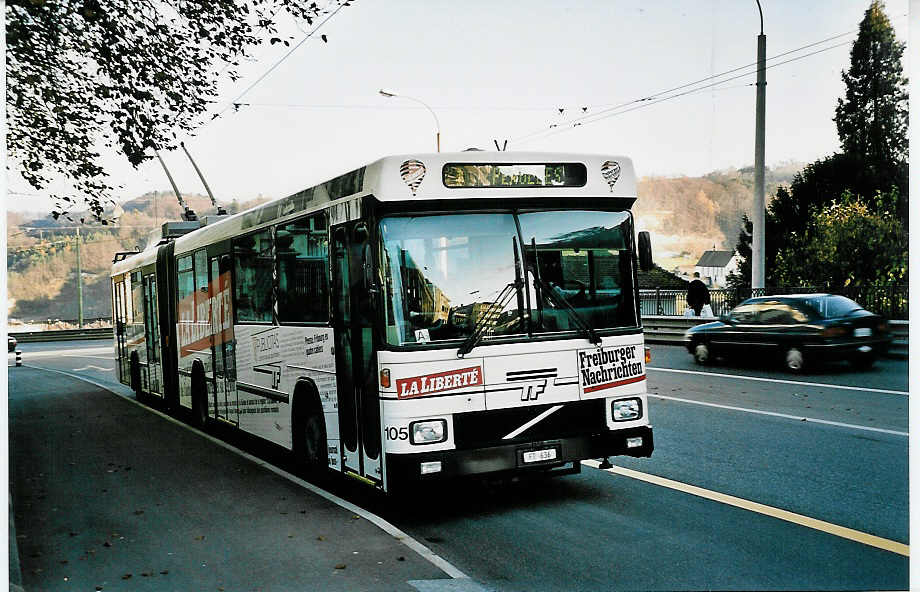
[686,272,711,317]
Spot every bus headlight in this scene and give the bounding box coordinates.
[409,419,447,444]
[612,398,642,421]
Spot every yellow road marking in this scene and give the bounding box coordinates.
[583,460,909,557]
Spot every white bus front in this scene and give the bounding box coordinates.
[375,204,653,488]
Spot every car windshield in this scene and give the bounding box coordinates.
[378,210,638,346]
[803,295,864,319]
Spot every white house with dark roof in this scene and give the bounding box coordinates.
[694,250,739,287]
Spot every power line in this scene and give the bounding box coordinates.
[513,39,854,146]
[227,102,555,111]
[509,12,906,146]
[581,28,860,114]
[212,1,349,122]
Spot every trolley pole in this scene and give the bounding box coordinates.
[76,227,84,328]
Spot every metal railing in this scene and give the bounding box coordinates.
[10,327,113,342]
[640,285,908,320]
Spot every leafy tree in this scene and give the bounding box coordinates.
[774,190,906,289]
[6,0,341,222]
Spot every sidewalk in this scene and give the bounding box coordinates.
[9,366,456,591]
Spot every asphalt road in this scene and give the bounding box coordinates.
[8,350,450,592]
[8,340,910,591]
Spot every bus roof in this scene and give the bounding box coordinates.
[112,151,636,276]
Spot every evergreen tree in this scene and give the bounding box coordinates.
[834,0,908,220]
[725,215,752,291]
[834,0,908,169]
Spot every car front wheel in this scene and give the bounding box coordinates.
[785,347,804,372]
[693,342,711,365]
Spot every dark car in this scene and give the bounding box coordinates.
[8,335,17,352]
[684,294,891,372]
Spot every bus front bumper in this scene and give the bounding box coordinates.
[385,425,653,483]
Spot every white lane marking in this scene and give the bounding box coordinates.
[73,365,114,372]
[21,364,469,580]
[582,460,909,557]
[651,394,908,437]
[648,366,908,396]
[502,405,563,440]
[60,354,114,360]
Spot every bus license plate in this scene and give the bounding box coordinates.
[523,448,557,463]
[854,328,872,337]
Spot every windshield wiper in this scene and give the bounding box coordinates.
[457,238,527,358]
[532,272,602,346]
[456,279,522,358]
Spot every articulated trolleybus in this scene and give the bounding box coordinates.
[111,152,655,492]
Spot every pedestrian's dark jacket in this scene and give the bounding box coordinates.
[686,279,710,315]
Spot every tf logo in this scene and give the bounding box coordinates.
[521,379,547,402]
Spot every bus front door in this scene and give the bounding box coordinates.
[331,223,382,483]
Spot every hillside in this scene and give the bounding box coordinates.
[7,192,268,324]
[6,163,801,323]
[636,163,800,271]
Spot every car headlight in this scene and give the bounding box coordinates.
[612,398,642,422]
[410,419,447,444]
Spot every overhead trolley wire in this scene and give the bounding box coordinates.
[508,27,867,146]
[212,1,349,122]
[512,38,855,146]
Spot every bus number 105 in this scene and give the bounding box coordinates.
[385,426,409,441]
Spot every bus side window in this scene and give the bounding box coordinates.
[277,213,329,324]
[194,249,208,322]
[176,255,195,323]
[233,230,274,323]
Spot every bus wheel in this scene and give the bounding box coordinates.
[293,383,328,477]
[191,364,208,428]
[301,412,328,473]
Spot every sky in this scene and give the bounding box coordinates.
[4,0,912,216]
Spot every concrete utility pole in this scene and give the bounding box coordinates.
[76,227,84,328]
[752,0,767,290]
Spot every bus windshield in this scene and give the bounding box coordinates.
[379,210,638,346]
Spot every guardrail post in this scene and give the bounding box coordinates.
[656,288,662,315]
[15,350,22,367]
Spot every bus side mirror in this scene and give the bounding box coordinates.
[638,231,652,272]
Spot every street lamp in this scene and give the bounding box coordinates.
[751,0,767,291]
[379,89,441,152]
